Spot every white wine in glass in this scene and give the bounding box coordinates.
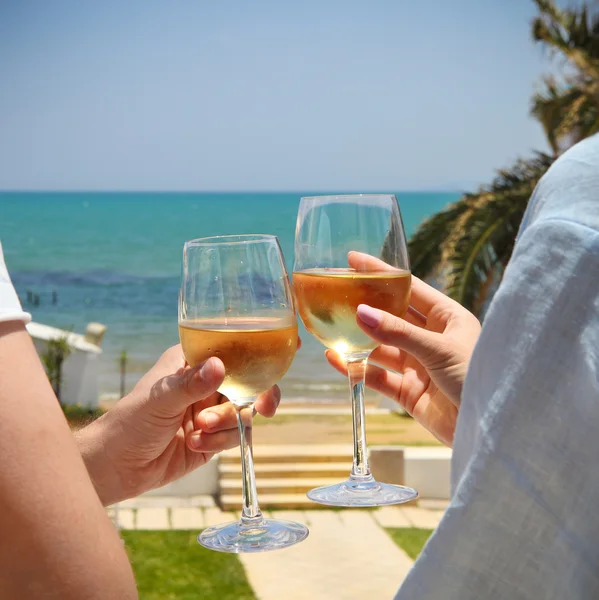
[180,235,309,552]
[293,269,411,354]
[293,194,418,507]
[179,317,297,401]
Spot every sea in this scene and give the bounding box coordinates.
[0,192,458,402]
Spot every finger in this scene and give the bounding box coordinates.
[148,357,225,417]
[360,363,405,405]
[195,384,281,432]
[183,405,194,437]
[192,392,225,430]
[356,304,443,368]
[326,346,410,376]
[404,306,427,328]
[369,344,409,373]
[346,252,431,324]
[325,349,349,377]
[361,364,428,416]
[408,276,453,316]
[254,385,281,418]
[325,350,416,413]
[187,428,239,453]
[347,251,450,318]
[347,251,396,272]
[195,400,237,432]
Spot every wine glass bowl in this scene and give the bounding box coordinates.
[293,195,418,507]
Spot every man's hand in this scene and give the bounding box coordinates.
[326,252,481,447]
[77,345,280,505]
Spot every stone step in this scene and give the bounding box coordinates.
[219,461,350,480]
[221,477,341,495]
[219,445,353,464]
[221,493,317,510]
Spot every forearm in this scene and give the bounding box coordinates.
[75,408,137,506]
[0,323,138,599]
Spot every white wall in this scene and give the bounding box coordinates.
[403,447,452,500]
[32,339,100,407]
[140,458,219,497]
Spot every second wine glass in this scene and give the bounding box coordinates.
[293,194,418,507]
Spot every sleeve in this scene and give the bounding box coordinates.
[395,218,599,600]
[0,242,31,324]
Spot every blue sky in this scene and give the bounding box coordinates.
[0,1,566,191]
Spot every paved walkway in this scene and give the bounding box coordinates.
[109,496,445,599]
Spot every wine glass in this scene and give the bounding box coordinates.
[293,194,418,507]
[179,234,309,552]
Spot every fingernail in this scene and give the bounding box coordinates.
[357,304,382,328]
[199,358,213,380]
[189,433,203,449]
[203,411,219,429]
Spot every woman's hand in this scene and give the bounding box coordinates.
[326,252,481,446]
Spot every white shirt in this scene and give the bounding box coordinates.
[396,134,599,599]
[0,242,31,324]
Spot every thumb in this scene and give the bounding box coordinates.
[148,357,225,416]
[356,304,442,368]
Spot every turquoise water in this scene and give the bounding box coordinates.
[0,192,457,400]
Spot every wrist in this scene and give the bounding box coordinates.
[75,410,127,506]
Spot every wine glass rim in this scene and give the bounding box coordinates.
[185,234,279,247]
[300,193,397,202]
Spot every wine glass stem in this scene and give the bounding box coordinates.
[235,403,264,525]
[347,355,373,481]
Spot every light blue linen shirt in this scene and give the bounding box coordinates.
[396,134,599,599]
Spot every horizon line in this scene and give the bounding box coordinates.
[0,188,468,195]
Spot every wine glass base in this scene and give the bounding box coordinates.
[198,518,309,553]
[307,478,418,507]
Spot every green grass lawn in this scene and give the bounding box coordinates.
[121,531,256,600]
[386,528,434,560]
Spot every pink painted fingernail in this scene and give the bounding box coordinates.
[357,304,382,328]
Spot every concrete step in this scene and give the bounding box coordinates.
[219,461,350,480]
[219,445,353,464]
[221,477,341,495]
[221,493,318,510]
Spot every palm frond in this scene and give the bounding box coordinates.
[532,0,599,74]
[444,196,528,311]
[406,201,471,279]
[443,153,552,312]
[531,1,599,149]
[531,79,585,151]
[409,153,552,315]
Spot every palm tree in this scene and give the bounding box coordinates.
[42,336,72,403]
[408,0,599,316]
[119,350,128,398]
[531,0,599,152]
